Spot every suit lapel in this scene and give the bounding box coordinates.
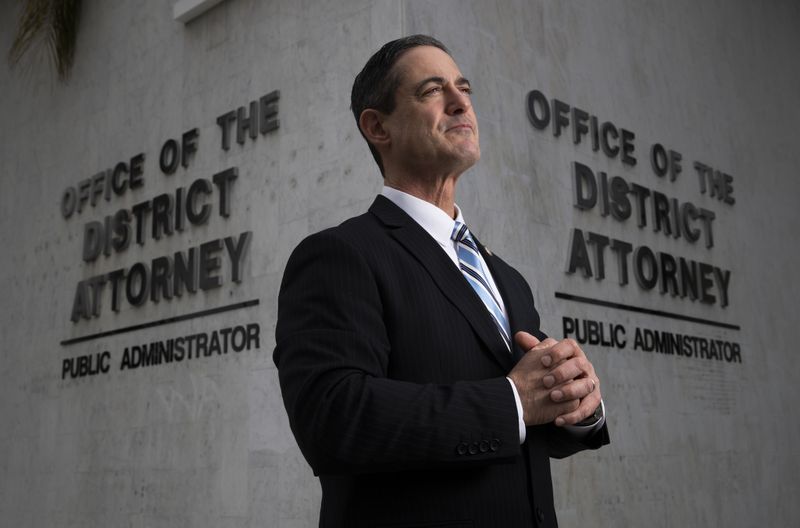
[473,235,530,363]
[369,196,513,370]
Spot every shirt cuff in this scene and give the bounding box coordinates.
[506,377,527,444]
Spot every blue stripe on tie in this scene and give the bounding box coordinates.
[451,221,511,352]
[460,262,504,310]
[462,268,512,346]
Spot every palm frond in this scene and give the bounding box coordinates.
[8,0,82,81]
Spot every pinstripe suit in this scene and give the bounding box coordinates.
[274,195,609,527]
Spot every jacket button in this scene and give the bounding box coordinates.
[456,442,468,455]
[535,507,545,523]
[490,438,501,452]
[468,442,479,455]
[479,440,489,453]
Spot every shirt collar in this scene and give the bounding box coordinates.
[381,186,466,247]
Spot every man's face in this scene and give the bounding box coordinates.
[381,46,480,176]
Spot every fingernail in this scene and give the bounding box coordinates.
[541,355,552,367]
[555,417,565,426]
[543,375,554,388]
[551,390,563,401]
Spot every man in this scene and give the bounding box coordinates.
[274,35,609,527]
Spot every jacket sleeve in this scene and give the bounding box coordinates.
[273,230,522,475]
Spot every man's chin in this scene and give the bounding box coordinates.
[448,150,480,173]
[456,145,481,166]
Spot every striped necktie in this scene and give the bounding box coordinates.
[451,221,512,351]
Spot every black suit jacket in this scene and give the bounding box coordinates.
[274,195,609,528]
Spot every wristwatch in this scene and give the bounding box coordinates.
[575,399,605,427]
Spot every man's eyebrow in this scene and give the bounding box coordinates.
[412,76,472,96]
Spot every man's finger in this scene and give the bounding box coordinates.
[514,331,540,351]
[554,390,602,426]
[544,356,593,388]
[546,338,585,365]
[550,377,598,402]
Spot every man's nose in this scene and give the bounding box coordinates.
[444,85,471,115]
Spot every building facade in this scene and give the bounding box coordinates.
[1,0,799,526]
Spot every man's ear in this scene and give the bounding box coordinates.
[359,109,390,147]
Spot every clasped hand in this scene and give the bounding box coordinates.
[508,331,602,427]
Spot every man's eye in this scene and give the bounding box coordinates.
[424,86,442,96]
[460,86,473,95]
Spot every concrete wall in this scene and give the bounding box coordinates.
[1,0,798,526]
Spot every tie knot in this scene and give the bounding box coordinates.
[451,221,471,243]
